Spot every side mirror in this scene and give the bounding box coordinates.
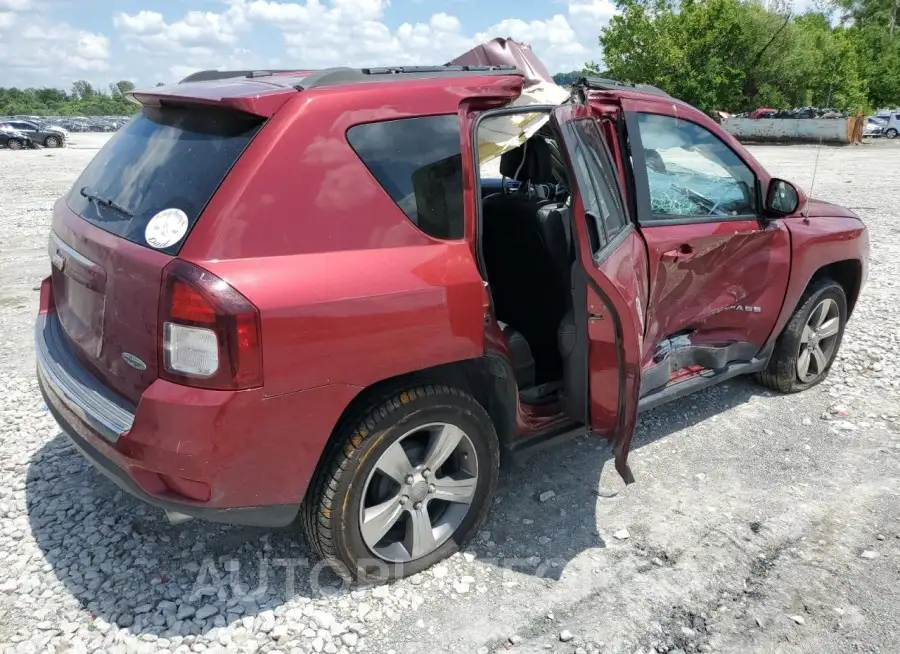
[765,179,801,215]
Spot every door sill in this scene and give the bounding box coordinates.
[638,343,773,413]
[506,420,587,458]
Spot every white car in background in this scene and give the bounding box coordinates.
[875,111,900,138]
[864,116,885,137]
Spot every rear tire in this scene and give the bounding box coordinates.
[302,384,499,583]
[755,279,846,393]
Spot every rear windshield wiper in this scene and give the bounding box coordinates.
[79,186,133,218]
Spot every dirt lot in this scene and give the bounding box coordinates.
[0,134,897,654]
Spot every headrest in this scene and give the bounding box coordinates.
[499,138,554,184]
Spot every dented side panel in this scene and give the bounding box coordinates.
[640,219,791,366]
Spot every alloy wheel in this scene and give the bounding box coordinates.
[359,422,478,563]
[46,136,60,148]
[796,297,840,383]
[7,139,22,150]
[887,128,898,139]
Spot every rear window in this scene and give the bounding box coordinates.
[347,115,464,240]
[67,105,263,254]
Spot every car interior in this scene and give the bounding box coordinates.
[478,127,581,406]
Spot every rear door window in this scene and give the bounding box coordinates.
[67,105,263,254]
[347,115,464,240]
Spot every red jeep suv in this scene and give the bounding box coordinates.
[36,46,868,582]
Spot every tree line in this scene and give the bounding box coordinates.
[0,80,150,117]
[559,0,900,113]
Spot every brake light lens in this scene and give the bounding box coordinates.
[159,260,262,390]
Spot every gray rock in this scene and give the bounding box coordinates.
[195,604,219,621]
[559,630,574,642]
[177,605,197,621]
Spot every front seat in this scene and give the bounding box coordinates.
[482,138,568,383]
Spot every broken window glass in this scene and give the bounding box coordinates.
[637,113,757,219]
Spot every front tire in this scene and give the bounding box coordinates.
[302,384,499,583]
[7,139,23,150]
[44,136,61,148]
[886,128,898,139]
[756,279,847,393]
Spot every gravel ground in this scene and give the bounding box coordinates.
[0,134,898,654]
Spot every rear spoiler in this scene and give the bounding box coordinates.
[126,78,298,117]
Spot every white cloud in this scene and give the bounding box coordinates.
[114,8,246,52]
[569,0,617,26]
[0,0,31,10]
[1,0,617,88]
[0,17,110,86]
[478,15,589,59]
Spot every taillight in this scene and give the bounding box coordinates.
[158,260,262,390]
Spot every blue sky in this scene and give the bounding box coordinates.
[0,0,617,90]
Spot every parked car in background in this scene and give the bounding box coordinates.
[0,127,34,150]
[864,116,885,137]
[875,112,900,138]
[0,120,66,147]
[748,107,777,119]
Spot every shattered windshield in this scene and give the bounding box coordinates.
[638,113,756,218]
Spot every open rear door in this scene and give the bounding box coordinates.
[551,104,646,483]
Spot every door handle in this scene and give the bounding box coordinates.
[661,244,697,262]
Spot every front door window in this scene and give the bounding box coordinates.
[637,113,757,220]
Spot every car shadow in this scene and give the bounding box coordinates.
[26,377,768,637]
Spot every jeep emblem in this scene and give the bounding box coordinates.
[122,352,147,371]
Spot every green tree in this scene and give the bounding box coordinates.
[70,80,96,101]
[0,83,138,116]
[598,0,881,112]
[109,80,136,98]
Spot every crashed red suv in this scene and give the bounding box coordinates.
[36,40,868,582]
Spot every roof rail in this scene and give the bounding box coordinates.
[577,76,671,98]
[178,69,300,83]
[296,64,521,90]
[178,65,522,88]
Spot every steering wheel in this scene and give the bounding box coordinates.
[671,184,728,216]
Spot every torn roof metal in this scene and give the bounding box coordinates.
[450,38,569,164]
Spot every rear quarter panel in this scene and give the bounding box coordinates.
[202,245,486,398]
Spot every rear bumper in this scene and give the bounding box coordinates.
[35,312,134,443]
[39,377,299,527]
[35,310,352,528]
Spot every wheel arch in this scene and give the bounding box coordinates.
[309,356,519,491]
[808,259,862,316]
